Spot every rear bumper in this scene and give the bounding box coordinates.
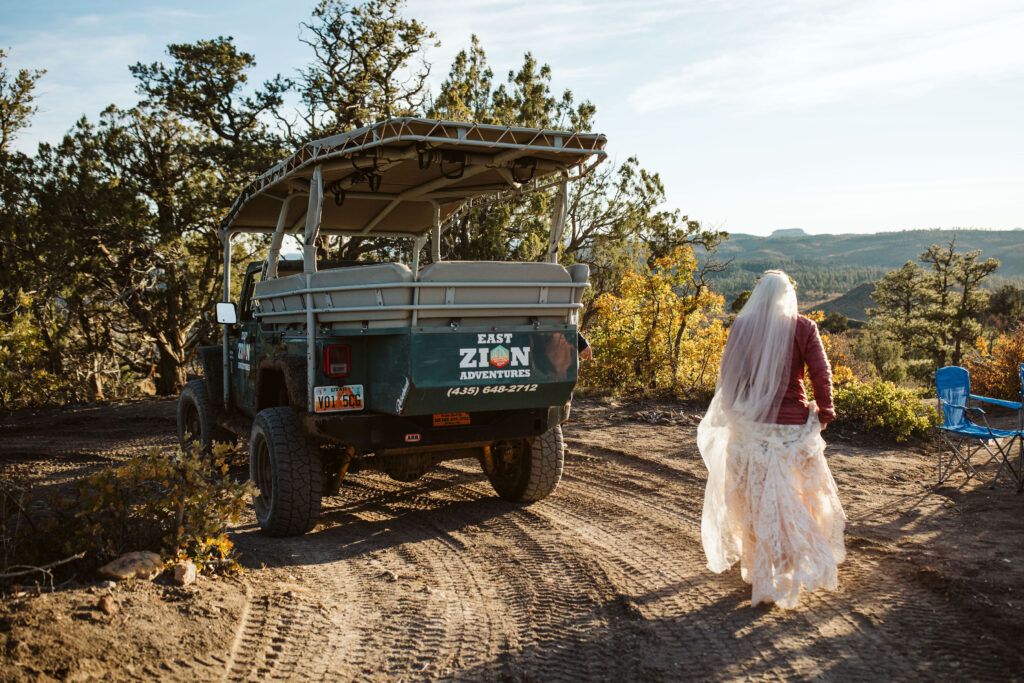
[302,404,569,453]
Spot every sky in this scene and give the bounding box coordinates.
[1,0,1022,236]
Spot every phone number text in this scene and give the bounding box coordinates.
[446,383,539,397]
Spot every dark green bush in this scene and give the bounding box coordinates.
[854,329,908,383]
[833,379,940,442]
[48,442,254,572]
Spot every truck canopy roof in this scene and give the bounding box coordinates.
[221,117,607,237]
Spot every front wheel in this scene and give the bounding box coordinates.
[484,425,564,502]
[176,379,232,453]
[249,407,323,536]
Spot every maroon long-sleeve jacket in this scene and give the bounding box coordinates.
[776,316,836,425]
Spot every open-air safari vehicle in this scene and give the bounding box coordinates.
[176,117,607,536]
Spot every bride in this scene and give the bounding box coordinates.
[698,270,846,609]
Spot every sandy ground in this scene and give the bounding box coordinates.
[1,397,1022,681]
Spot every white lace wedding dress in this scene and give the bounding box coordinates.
[699,403,846,609]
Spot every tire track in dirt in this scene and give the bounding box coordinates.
[10,399,1022,680]
[212,427,1024,681]
[569,440,1021,681]
[514,475,790,679]
[226,480,500,679]
[229,465,658,680]
[220,587,334,680]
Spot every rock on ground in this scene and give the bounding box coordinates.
[171,561,197,586]
[97,551,163,581]
[97,595,117,615]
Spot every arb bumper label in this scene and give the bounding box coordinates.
[314,385,364,413]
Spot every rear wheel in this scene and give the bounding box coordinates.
[484,425,564,502]
[249,407,323,536]
[176,379,231,453]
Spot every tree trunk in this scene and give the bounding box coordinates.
[155,343,186,396]
[87,355,104,401]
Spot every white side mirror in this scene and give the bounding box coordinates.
[216,302,238,325]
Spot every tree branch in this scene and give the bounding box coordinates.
[0,552,85,580]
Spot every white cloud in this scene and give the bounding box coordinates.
[9,30,151,147]
[629,0,1024,112]
[411,0,699,66]
[4,6,222,151]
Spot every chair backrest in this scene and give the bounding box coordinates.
[1019,363,1024,403]
[936,366,970,429]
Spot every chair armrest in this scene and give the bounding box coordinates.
[944,402,983,414]
[969,394,1022,410]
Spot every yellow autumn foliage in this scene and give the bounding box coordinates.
[964,325,1024,400]
[580,246,727,399]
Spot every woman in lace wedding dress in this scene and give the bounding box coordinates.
[698,271,845,609]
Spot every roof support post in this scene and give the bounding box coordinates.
[265,195,298,279]
[430,201,442,263]
[303,166,324,274]
[546,172,569,264]
[411,235,427,278]
[304,165,323,412]
[411,232,427,326]
[220,230,233,410]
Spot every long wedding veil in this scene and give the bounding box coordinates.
[713,270,798,424]
[698,270,800,572]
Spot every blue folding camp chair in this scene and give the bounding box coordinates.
[1017,363,1024,493]
[935,366,1022,488]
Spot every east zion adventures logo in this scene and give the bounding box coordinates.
[459,333,531,380]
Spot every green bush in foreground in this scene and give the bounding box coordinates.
[49,442,254,572]
[833,379,940,442]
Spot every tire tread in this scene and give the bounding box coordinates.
[250,407,323,537]
[520,425,564,502]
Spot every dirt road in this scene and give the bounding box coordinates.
[2,398,1022,680]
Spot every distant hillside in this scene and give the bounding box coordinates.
[813,282,875,322]
[702,228,1024,301]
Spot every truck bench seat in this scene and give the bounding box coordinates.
[414,261,586,327]
[255,263,414,329]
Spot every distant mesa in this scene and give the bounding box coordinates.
[769,228,808,238]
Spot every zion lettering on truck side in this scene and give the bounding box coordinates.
[458,338,532,381]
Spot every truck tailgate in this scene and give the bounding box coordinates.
[402,330,577,414]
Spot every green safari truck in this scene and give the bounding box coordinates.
[177,118,607,536]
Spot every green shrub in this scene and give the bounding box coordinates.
[0,293,77,409]
[833,379,940,442]
[853,328,908,383]
[49,442,254,571]
[0,467,39,573]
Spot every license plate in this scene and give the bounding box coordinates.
[314,385,364,413]
[433,412,471,427]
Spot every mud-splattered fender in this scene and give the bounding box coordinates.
[258,356,307,409]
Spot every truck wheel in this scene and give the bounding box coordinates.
[177,379,232,453]
[485,425,564,502]
[249,407,323,536]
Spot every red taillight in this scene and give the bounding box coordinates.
[323,344,350,378]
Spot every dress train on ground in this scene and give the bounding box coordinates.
[699,402,846,609]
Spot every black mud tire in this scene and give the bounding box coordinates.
[249,407,323,537]
[486,425,564,502]
[176,379,232,453]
